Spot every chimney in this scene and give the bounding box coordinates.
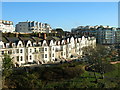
[43,33,47,40]
[38,33,41,37]
[15,33,19,37]
[0,31,2,41]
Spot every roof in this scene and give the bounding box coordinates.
[18,37,34,45]
[31,37,43,42]
[46,36,60,41]
[2,36,19,43]
[46,40,51,46]
[2,37,9,43]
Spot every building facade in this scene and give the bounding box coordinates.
[0,35,96,67]
[97,28,116,44]
[16,21,52,33]
[0,20,15,33]
[71,25,119,45]
[115,29,120,44]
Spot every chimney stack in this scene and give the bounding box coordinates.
[0,31,2,41]
[38,33,41,37]
[43,33,47,40]
[15,33,19,37]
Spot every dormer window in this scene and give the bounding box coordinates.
[33,43,36,46]
[43,43,47,46]
[28,44,31,47]
[19,44,21,47]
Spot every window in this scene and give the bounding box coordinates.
[31,22,34,27]
[42,54,44,58]
[17,56,19,61]
[61,52,63,56]
[7,51,9,54]
[1,51,4,55]
[39,48,41,52]
[45,54,47,58]
[45,48,47,51]
[61,47,63,50]
[28,44,31,47]
[49,48,51,51]
[43,43,47,46]
[34,48,36,52]
[8,50,12,54]
[30,49,32,53]
[19,44,21,47]
[30,55,32,60]
[12,43,15,47]
[33,43,36,46]
[53,47,54,50]
[20,49,22,53]
[20,56,23,61]
[52,54,54,57]
[16,49,19,53]
[42,48,44,52]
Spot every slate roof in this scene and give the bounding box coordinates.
[31,37,43,42]
[18,37,34,45]
[2,36,19,43]
[2,37,9,43]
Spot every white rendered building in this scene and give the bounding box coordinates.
[0,35,96,67]
[0,20,15,33]
[16,21,52,33]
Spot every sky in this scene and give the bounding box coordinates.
[118,1,120,28]
[2,2,118,31]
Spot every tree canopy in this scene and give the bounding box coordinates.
[2,54,13,78]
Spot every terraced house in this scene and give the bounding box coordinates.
[0,34,96,67]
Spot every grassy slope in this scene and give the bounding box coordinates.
[45,63,120,88]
